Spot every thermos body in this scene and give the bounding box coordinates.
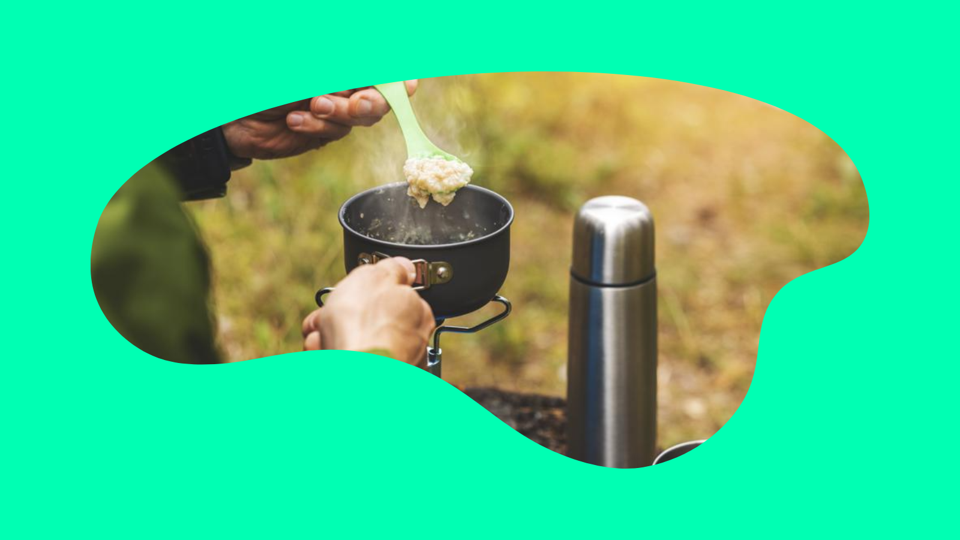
[566,196,658,468]
[567,275,657,467]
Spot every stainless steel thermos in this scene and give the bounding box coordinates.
[567,196,658,468]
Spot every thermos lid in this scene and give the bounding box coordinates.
[571,196,655,285]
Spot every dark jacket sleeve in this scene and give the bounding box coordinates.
[156,128,251,201]
[91,162,222,364]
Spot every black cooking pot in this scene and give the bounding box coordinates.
[335,182,514,319]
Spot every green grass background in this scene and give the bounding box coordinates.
[191,73,867,446]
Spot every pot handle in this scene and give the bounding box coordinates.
[358,251,453,290]
[315,250,454,307]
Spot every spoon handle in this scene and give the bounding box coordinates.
[374,82,435,158]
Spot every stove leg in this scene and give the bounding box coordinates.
[426,347,441,378]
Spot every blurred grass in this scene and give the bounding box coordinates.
[190,73,868,446]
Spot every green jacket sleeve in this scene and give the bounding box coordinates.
[91,162,222,364]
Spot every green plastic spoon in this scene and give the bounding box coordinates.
[374,81,462,162]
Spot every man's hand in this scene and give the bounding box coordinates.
[222,81,418,161]
[301,256,436,367]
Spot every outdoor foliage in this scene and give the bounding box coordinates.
[191,73,868,445]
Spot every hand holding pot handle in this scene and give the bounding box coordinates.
[303,257,436,367]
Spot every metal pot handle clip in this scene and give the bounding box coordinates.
[314,252,454,307]
[358,251,453,291]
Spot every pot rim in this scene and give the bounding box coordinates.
[338,182,515,251]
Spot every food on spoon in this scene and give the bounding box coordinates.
[403,157,474,208]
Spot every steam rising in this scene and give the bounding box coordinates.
[344,184,505,246]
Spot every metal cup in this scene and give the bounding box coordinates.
[652,440,706,465]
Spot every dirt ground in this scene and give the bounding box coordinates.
[464,387,567,454]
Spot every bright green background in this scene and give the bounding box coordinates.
[3,2,956,537]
